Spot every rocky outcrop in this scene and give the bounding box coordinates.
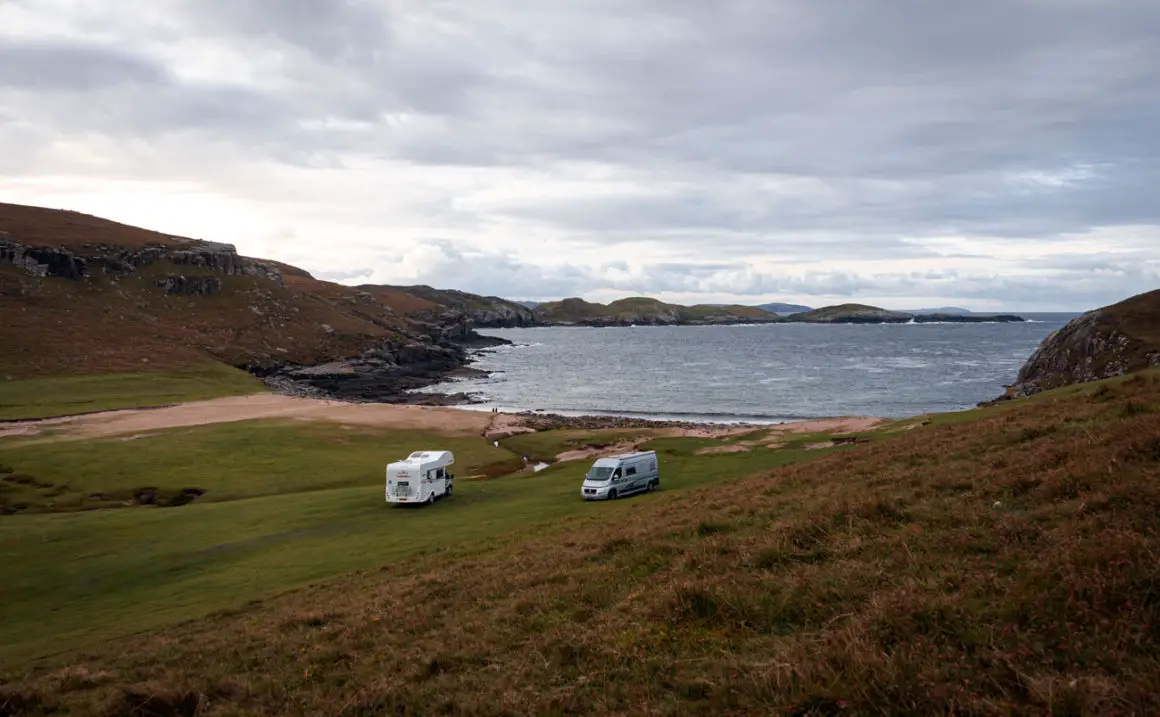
[156,275,223,297]
[93,240,283,284]
[380,285,536,328]
[912,313,1025,323]
[260,325,510,403]
[2,232,282,286]
[1006,290,1160,397]
[0,236,87,279]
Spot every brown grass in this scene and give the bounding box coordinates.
[0,203,186,249]
[4,373,1160,716]
[0,203,437,377]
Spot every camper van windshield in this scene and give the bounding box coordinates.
[587,466,615,482]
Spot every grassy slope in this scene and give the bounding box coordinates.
[4,373,1160,714]
[0,202,499,384]
[0,364,263,421]
[0,420,842,665]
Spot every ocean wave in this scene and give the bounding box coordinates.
[488,407,825,424]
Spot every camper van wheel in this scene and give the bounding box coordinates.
[608,489,618,500]
[647,480,657,492]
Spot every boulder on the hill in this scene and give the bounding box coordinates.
[156,275,223,297]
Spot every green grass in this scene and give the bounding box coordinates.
[0,420,521,513]
[0,364,265,420]
[0,418,840,663]
[6,374,1160,715]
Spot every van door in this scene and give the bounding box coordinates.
[625,464,641,492]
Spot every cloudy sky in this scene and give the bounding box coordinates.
[2,0,1159,311]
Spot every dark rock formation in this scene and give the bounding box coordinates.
[156,275,223,296]
[380,284,536,328]
[1004,290,1160,398]
[912,313,1025,323]
[260,327,508,403]
[1,238,87,279]
[92,240,283,284]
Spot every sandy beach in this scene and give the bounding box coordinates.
[0,394,885,444]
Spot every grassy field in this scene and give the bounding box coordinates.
[2,373,1159,715]
[0,364,264,420]
[0,416,850,665]
[0,420,521,513]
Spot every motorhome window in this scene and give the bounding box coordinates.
[626,466,637,475]
[587,467,615,481]
[436,468,444,478]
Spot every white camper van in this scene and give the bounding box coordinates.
[385,450,455,505]
[581,451,659,500]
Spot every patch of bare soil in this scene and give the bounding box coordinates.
[764,416,886,434]
[695,444,753,455]
[483,412,537,441]
[556,441,644,463]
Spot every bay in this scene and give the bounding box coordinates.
[420,313,1080,422]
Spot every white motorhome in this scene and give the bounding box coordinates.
[581,451,659,500]
[385,450,455,505]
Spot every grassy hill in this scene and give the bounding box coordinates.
[0,203,532,413]
[788,303,913,324]
[3,371,1160,714]
[535,296,782,326]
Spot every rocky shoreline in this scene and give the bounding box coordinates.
[257,333,506,406]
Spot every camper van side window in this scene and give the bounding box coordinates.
[626,466,637,476]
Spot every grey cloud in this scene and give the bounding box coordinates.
[0,39,166,90]
[368,239,1156,311]
[315,268,374,282]
[3,0,1160,307]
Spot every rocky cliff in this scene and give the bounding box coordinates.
[1007,289,1160,397]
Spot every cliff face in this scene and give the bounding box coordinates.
[1009,289,1160,397]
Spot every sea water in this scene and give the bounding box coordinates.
[419,313,1079,422]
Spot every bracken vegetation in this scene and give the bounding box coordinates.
[3,371,1159,715]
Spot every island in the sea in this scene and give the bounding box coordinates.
[527,297,1025,327]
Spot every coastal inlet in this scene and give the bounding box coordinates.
[416,315,1078,422]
